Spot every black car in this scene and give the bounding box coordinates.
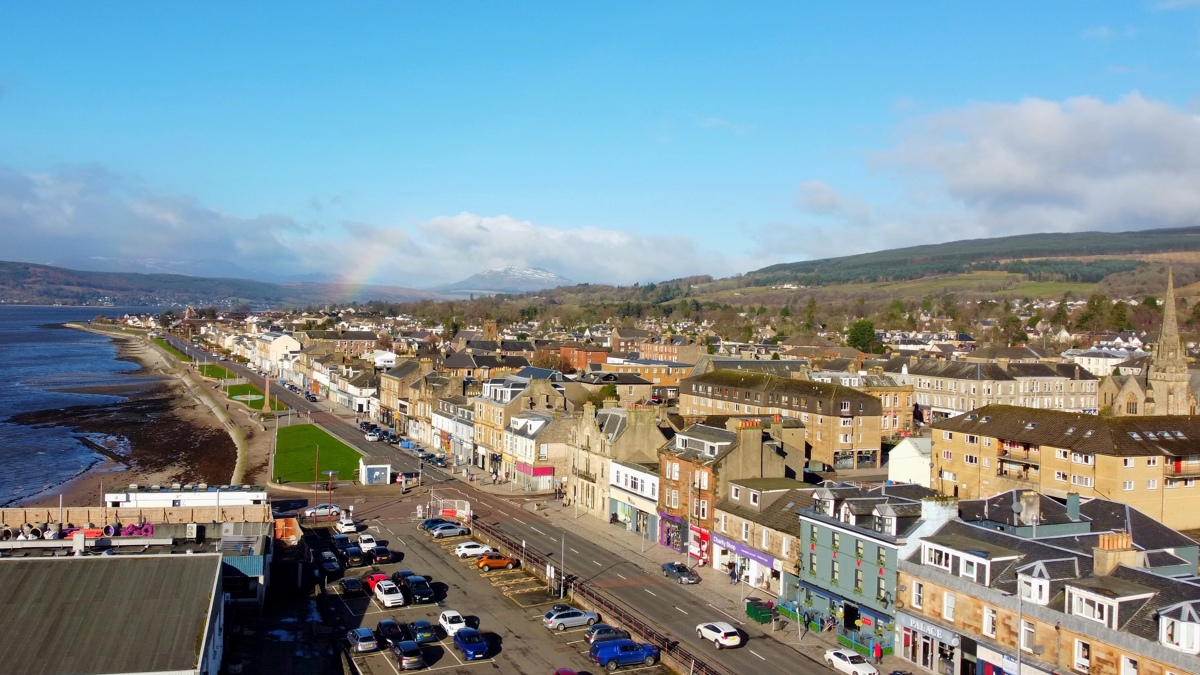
[331,534,353,553]
[418,517,451,532]
[367,545,392,564]
[341,546,365,567]
[400,574,435,603]
[376,619,408,647]
[428,456,447,468]
[339,577,365,595]
[318,550,341,574]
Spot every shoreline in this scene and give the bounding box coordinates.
[16,325,272,508]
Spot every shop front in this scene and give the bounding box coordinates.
[659,512,685,553]
[711,532,775,590]
[687,523,710,563]
[515,462,554,492]
[975,643,1049,675]
[609,490,658,540]
[896,611,961,675]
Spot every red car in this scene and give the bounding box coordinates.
[362,573,389,592]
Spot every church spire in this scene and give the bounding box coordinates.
[1145,266,1191,414]
[1161,267,1179,347]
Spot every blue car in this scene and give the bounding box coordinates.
[590,639,659,671]
[454,627,488,660]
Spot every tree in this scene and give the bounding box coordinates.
[780,305,791,318]
[770,352,781,360]
[1109,301,1131,331]
[586,384,619,407]
[1051,302,1070,327]
[802,297,817,332]
[846,319,876,353]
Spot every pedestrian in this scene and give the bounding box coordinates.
[873,641,882,665]
[728,566,737,585]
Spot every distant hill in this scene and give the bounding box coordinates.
[0,261,445,308]
[434,266,572,295]
[744,227,1200,287]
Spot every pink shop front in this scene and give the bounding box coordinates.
[514,461,554,492]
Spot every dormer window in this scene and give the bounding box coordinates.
[1068,588,1115,628]
[1019,576,1049,606]
[749,491,760,506]
[732,485,741,500]
[1159,601,1200,654]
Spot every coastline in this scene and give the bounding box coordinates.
[16,325,273,508]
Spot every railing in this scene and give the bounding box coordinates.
[473,520,736,675]
[1168,463,1200,477]
[997,447,1040,464]
[572,468,597,483]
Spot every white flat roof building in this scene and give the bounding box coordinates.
[104,484,268,508]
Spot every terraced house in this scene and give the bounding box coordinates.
[896,522,1200,675]
[680,370,883,470]
[930,405,1200,529]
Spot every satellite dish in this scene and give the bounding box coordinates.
[1011,501,1023,514]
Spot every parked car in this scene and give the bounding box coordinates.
[696,621,741,649]
[419,517,451,532]
[824,649,879,675]
[454,627,488,660]
[335,517,358,534]
[407,620,437,644]
[401,574,435,603]
[543,607,599,631]
[305,393,318,402]
[318,550,341,574]
[429,456,447,468]
[439,610,466,636]
[331,534,353,552]
[477,553,518,571]
[362,572,389,592]
[585,624,631,645]
[391,640,426,670]
[376,619,407,647]
[661,562,700,584]
[431,523,469,538]
[339,577,364,595]
[365,431,382,442]
[303,503,340,518]
[341,546,365,567]
[391,570,416,586]
[375,580,405,608]
[454,541,493,558]
[589,639,659,671]
[347,627,378,653]
[367,545,392,565]
[357,533,376,548]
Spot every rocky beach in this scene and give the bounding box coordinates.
[13,326,274,508]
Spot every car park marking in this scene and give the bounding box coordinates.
[706,603,745,625]
[749,649,766,660]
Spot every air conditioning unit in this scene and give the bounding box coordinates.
[186,523,198,540]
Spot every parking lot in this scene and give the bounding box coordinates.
[315,513,668,674]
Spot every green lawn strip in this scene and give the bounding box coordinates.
[224,382,287,411]
[153,337,192,362]
[198,364,235,379]
[273,424,363,483]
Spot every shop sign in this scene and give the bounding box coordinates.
[898,612,959,645]
[711,532,775,568]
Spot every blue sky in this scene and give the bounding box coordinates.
[2,2,1199,286]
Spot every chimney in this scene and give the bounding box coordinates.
[1066,492,1080,522]
[602,396,618,409]
[584,401,596,421]
[1018,490,1040,526]
[920,496,959,528]
[1093,532,1140,576]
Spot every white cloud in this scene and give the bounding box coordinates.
[1082,26,1116,40]
[797,180,872,225]
[0,164,730,287]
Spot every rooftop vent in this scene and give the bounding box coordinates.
[1025,423,1037,430]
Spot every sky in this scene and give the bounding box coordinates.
[2,2,1200,288]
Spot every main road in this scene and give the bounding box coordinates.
[167,336,825,675]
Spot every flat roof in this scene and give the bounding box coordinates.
[0,554,221,674]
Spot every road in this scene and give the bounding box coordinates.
[166,336,828,675]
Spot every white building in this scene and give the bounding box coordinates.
[608,460,659,538]
[104,484,268,509]
[886,437,933,488]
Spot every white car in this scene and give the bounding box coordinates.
[357,534,376,548]
[439,609,466,636]
[824,648,879,675]
[374,580,405,608]
[454,541,494,559]
[334,518,358,533]
[365,431,382,442]
[696,621,742,649]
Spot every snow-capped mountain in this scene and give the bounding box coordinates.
[434,266,572,295]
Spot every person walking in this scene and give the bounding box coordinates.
[873,641,883,665]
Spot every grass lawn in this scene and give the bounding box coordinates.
[274,424,362,483]
[224,382,287,411]
[198,364,235,379]
[153,337,192,362]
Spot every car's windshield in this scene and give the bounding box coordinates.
[448,615,463,624]
[410,578,430,590]
[848,655,867,664]
[462,633,483,643]
[383,586,400,595]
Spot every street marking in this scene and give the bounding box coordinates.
[592,560,602,566]
[565,640,584,645]
[383,651,402,675]
[512,518,526,525]
[674,606,688,614]
[749,649,766,661]
[616,573,627,580]
[644,590,657,597]
[570,548,579,554]
[496,509,510,516]
[530,526,546,536]
[706,603,745,625]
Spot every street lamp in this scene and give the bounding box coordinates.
[324,469,339,522]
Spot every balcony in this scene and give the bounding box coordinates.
[996,464,1038,483]
[572,468,597,483]
[998,445,1040,465]
[1168,462,1200,477]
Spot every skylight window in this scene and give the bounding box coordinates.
[1083,430,1094,438]
[1129,432,1142,441]
[966,414,977,421]
[981,416,991,423]
[1174,431,1187,440]
[1144,432,1157,440]
[1025,422,1037,430]
[1066,427,1076,435]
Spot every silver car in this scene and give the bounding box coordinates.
[543,607,599,631]
[430,523,469,538]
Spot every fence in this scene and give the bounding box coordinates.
[473,520,736,675]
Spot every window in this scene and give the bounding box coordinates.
[1148,457,1159,467]
[761,529,769,550]
[983,457,991,468]
[877,547,887,565]
[808,553,817,574]
[741,522,750,541]
[1071,452,1094,465]
[731,485,741,500]
[1127,400,1138,414]
[1123,480,1134,491]
[671,463,680,480]
[1074,640,1091,672]
[1071,475,1094,488]
[1056,449,1069,460]
[964,455,979,465]
[750,492,760,506]
[1072,592,1112,627]
[670,490,679,508]
[962,559,977,580]
[925,547,952,570]
[982,607,997,637]
[720,514,727,533]
[840,434,852,444]
[877,577,887,599]
[855,540,864,558]
[911,582,923,608]
[943,431,954,440]
[966,434,978,444]
[942,450,953,461]
[831,560,840,584]
[1123,458,1134,468]
[943,593,956,622]
[1147,479,1158,490]
[1055,471,1068,482]
[1161,617,1200,652]
[1121,656,1138,675]
[781,537,790,559]
[699,500,708,519]
[1019,577,1049,605]
[841,417,853,427]
[854,569,863,591]
[1020,620,1036,652]
[831,532,841,550]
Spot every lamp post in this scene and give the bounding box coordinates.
[560,533,567,599]
[324,470,339,522]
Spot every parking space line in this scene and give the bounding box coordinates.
[749,649,766,661]
[570,548,579,554]
[616,573,627,579]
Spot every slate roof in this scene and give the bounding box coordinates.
[935,404,1200,458]
[595,409,629,441]
[714,487,815,535]
[958,490,1083,527]
[579,372,653,385]
[1107,565,1200,641]
[884,358,1013,381]
[686,370,881,412]
[0,554,221,675]
[1078,498,1199,551]
[729,477,809,491]
[383,360,421,379]
[966,345,1058,361]
[677,424,737,445]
